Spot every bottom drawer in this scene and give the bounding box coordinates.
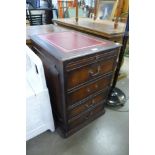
[68,90,107,119]
[68,104,104,130]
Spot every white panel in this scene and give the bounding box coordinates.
[26,46,55,141]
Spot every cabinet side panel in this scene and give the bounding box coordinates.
[31,43,67,130]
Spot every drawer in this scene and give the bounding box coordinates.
[66,56,116,90]
[67,74,112,106]
[68,90,107,119]
[68,104,104,130]
[66,49,118,71]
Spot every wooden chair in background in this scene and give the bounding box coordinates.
[26,9,43,26]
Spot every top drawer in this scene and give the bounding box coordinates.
[66,56,117,90]
[66,49,118,71]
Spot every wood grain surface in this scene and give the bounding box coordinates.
[53,18,126,39]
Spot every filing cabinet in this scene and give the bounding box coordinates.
[31,31,121,137]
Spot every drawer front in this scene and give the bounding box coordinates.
[67,74,112,106]
[68,90,107,119]
[68,104,104,130]
[66,57,116,90]
[65,49,118,71]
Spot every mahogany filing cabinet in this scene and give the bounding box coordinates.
[31,31,121,137]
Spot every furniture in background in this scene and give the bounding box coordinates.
[113,0,128,23]
[53,18,126,43]
[31,31,121,137]
[26,46,55,141]
[58,0,74,18]
[26,0,58,24]
[60,0,128,30]
[26,9,43,26]
[26,8,54,24]
[52,8,59,19]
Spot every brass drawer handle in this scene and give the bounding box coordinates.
[87,84,98,93]
[89,65,101,77]
[85,100,95,109]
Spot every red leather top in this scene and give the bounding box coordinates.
[39,31,108,53]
